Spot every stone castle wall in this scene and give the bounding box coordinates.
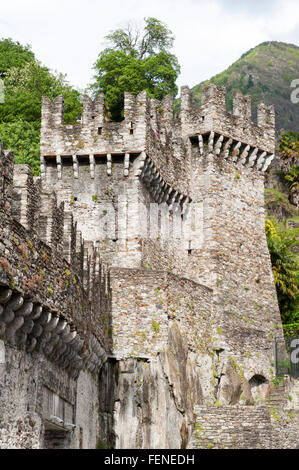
[0,82,297,449]
[0,145,110,448]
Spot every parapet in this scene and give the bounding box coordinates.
[179,82,276,153]
[201,81,226,112]
[233,90,252,121]
[257,102,275,128]
[40,83,276,192]
[180,86,195,118]
[40,91,151,158]
[41,95,64,127]
[81,93,105,127]
[12,165,39,232]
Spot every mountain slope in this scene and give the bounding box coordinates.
[192,41,299,132]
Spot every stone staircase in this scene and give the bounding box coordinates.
[265,381,287,410]
[188,378,299,449]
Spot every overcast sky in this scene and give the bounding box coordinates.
[1,0,299,94]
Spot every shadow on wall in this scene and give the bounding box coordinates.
[249,374,269,402]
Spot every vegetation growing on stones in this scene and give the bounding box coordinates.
[151,320,160,334]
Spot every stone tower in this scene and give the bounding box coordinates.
[39,83,286,448]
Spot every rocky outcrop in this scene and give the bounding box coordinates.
[98,324,203,449]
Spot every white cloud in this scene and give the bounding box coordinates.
[0,0,299,94]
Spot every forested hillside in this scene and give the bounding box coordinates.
[191,41,299,132]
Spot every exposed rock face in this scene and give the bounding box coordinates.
[217,360,242,405]
[241,378,255,406]
[99,324,203,449]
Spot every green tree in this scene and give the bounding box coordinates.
[284,166,299,205]
[265,216,299,325]
[90,18,180,121]
[279,130,299,162]
[278,131,299,206]
[0,121,40,175]
[0,38,82,174]
[0,38,35,77]
[1,60,82,124]
[105,17,175,59]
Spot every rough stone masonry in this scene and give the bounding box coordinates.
[0,82,298,449]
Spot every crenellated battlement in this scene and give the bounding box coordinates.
[41,95,64,127]
[40,91,151,160]
[39,83,275,253]
[38,83,277,283]
[41,83,275,193]
[81,93,105,127]
[179,82,275,152]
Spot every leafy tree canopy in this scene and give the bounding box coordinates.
[0,56,82,124]
[266,216,299,325]
[0,38,82,175]
[90,18,180,121]
[0,38,35,76]
[105,17,175,59]
[0,121,40,175]
[278,131,299,206]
